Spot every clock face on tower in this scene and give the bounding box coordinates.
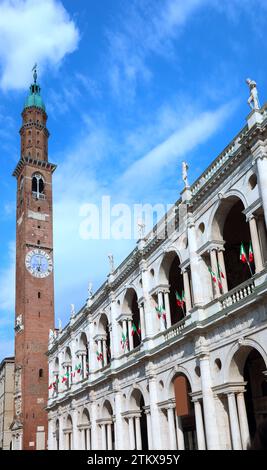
[25,249,53,278]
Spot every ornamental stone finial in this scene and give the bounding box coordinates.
[246,78,260,110]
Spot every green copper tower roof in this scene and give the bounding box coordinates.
[24,65,46,112]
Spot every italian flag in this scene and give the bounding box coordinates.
[62,372,69,383]
[120,332,128,350]
[48,383,53,390]
[96,351,103,362]
[240,242,247,264]
[175,291,185,308]
[249,242,254,263]
[75,363,82,374]
[131,323,137,336]
[217,264,225,279]
[137,322,141,335]
[208,266,217,284]
[155,306,166,320]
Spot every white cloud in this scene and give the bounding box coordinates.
[0,0,79,90]
[107,0,208,98]
[119,101,235,195]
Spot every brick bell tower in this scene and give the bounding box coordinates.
[11,66,56,450]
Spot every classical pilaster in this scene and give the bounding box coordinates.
[48,418,54,450]
[198,352,220,449]
[251,142,267,228]
[114,383,124,450]
[72,409,80,450]
[187,213,210,306]
[258,215,267,262]
[90,395,98,450]
[148,370,162,449]
[101,424,107,450]
[58,414,65,450]
[110,293,120,359]
[140,259,156,337]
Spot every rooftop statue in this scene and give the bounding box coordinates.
[182,161,189,187]
[246,78,260,110]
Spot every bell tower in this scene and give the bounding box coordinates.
[11,67,56,450]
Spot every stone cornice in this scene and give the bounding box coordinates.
[12,156,57,178]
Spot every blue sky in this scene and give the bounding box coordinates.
[0,0,267,359]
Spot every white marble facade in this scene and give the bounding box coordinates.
[47,106,267,450]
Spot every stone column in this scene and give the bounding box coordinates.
[89,321,97,373]
[199,355,220,449]
[97,340,102,367]
[101,424,107,450]
[210,249,220,297]
[140,260,156,337]
[138,303,145,339]
[87,428,91,450]
[128,320,134,350]
[167,407,177,450]
[236,392,250,450]
[193,400,206,450]
[249,215,263,273]
[122,321,128,352]
[182,269,192,312]
[187,215,211,305]
[217,250,228,293]
[175,415,185,450]
[128,417,135,449]
[107,423,113,450]
[164,291,171,328]
[157,291,165,331]
[104,339,108,366]
[227,393,242,450]
[258,215,267,263]
[148,374,162,449]
[110,294,120,359]
[135,416,142,450]
[145,411,153,450]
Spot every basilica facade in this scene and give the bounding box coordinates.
[46,93,267,451]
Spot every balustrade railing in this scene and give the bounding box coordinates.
[220,278,255,309]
